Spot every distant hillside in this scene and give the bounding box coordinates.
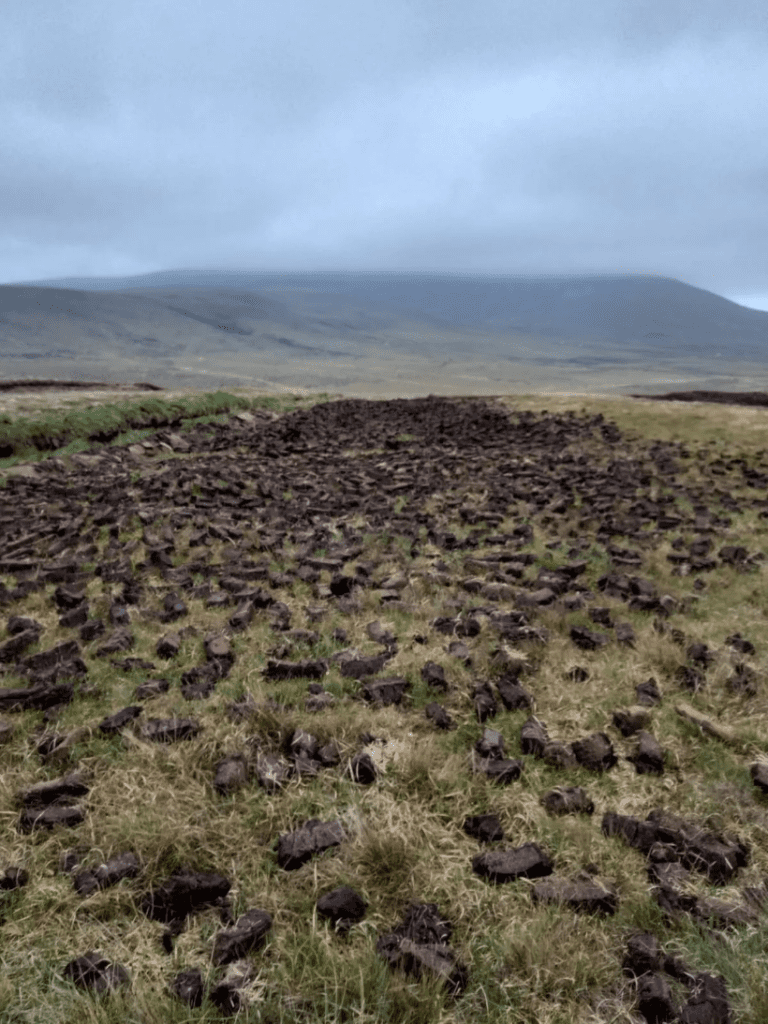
[1,270,766,392]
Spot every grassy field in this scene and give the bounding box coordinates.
[0,388,767,1023]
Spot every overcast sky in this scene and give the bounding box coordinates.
[3,0,768,310]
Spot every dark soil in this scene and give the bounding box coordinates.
[630,390,768,407]
[0,380,164,392]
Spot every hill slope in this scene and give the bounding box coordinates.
[2,271,767,395]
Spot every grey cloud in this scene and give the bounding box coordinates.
[1,0,768,310]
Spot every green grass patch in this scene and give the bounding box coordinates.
[0,390,331,469]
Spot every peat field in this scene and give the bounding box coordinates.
[2,394,768,1022]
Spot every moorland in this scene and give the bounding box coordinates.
[1,385,768,1023]
[3,270,768,398]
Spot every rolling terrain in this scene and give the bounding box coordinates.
[2,271,767,398]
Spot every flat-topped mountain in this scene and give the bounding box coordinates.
[2,270,767,395]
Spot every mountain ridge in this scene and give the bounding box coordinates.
[1,270,766,395]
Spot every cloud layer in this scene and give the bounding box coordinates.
[3,0,768,309]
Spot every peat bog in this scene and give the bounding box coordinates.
[2,390,768,1022]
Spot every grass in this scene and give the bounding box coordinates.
[1,389,768,1021]
[0,390,332,468]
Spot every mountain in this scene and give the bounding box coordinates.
[1,269,766,393]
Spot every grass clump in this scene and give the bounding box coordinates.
[0,389,331,467]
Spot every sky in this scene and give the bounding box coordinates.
[2,0,768,311]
